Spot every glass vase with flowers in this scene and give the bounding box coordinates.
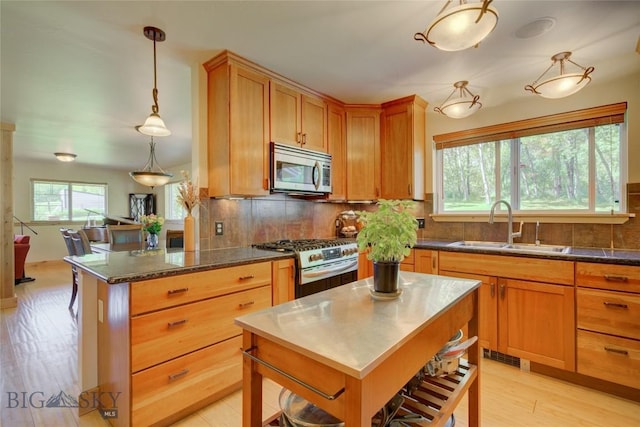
[141,214,165,248]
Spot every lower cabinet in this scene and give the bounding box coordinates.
[439,251,575,371]
[99,261,275,427]
[576,262,640,389]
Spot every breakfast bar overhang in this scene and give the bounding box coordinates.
[235,272,481,427]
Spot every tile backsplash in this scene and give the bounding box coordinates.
[198,183,639,251]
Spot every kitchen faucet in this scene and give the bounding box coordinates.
[489,200,523,246]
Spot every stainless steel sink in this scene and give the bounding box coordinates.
[447,241,571,254]
[506,243,571,254]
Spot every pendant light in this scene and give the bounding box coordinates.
[129,135,173,188]
[137,26,171,137]
[54,152,77,162]
[525,52,595,99]
[434,81,482,119]
[414,0,498,51]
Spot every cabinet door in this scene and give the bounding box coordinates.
[270,82,301,146]
[414,249,437,274]
[499,278,576,370]
[301,94,327,152]
[441,270,497,351]
[230,65,270,196]
[380,96,426,200]
[327,103,346,200]
[358,252,373,280]
[346,108,381,200]
[272,258,295,305]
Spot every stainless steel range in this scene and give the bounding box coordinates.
[254,239,359,298]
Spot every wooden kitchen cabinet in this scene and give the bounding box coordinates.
[400,249,415,272]
[439,251,575,371]
[357,251,373,280]
[380,95,427,200]
[270,81,327,152]
[99,261,274,427]
[576,262,640,389]
[414,249,438,274]
[272,258,295,305]
[327,102,347,201]
[345,107,381,200]
[204,52,270,197]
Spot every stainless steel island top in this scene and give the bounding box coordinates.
[235,271,480,379]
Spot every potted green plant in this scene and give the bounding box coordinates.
[356,199,418,294]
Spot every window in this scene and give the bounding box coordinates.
[32,180,107,221]
[165,182,185,220]
[435,103,626,214]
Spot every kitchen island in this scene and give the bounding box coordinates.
[64,247,294,426]
[236,272,481,427]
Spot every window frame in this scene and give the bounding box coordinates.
[164,181,185,220]
[31,178,108,222]
[433,102,629,222]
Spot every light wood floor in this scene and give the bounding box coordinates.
[2,261,639,426]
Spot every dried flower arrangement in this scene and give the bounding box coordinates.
[176,170,201,216]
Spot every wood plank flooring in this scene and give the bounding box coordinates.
[1,261,639,426]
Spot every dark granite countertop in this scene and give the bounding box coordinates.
[64,247,293,284]
[414,239,640,266]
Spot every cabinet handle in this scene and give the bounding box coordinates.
[432,256,436,270]
[168,369,190,382]
[239,275,255,281]
[604,275,628,282]
[297,132,302,143]
[604,346,629,356]
[167,287,189,295]
[239,301,255,309]
[167,319,188,328]
[603,301,628,309]
[499,283,505,299]
[490,283,495,298]
[302,133,307,145]
[408,184,411,195]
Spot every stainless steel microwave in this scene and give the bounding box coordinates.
[271,142,331,195]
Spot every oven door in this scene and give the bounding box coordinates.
[297,258,358,298]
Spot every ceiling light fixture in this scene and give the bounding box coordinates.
[525,52,594,99]
[414,0,498,51]
[129,135,173,188]
[137,26,171,137]
[434,81,482,119]
[54,152,77,162]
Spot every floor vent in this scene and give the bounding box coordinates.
[483,349,521,368]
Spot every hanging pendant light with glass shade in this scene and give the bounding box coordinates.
[129,135,173,188]
[525,52,594,99]
[138,26,171,137]
[414,0,498,52]
[434,81,482,119]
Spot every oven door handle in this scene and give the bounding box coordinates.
[302,260,358,278]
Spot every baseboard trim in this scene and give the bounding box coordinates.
[0,295,18,309]
[78,386,100,417]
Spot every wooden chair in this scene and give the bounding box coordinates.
[60,228,79,309]
[107,224,144,244]
[166,229,184,248]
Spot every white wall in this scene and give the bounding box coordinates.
[425,70,640,192]
[13,158,190,262]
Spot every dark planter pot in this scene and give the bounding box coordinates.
[373,261,400,293]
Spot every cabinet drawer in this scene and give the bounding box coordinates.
[132,335,242,426]
[576,262,640,293]
[401,250,415,266]
[577,329,640,389]
[131,285,271,372]
[577,288,640,340]
[131,262,271,315]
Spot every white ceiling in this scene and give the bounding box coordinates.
[2,1,639,171]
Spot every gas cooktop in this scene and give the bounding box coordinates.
[254,238,356,252]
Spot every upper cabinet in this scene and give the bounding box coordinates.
[270,81,328,152]
[345,107,381,201]
[380,95,427,200]
[327,102,347,201]
[204,52,270,197]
